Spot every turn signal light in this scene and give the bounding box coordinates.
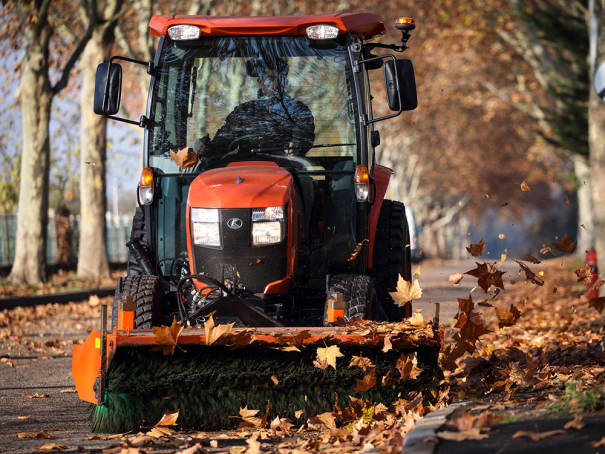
[354,165,370,202]
[139,168,154,205]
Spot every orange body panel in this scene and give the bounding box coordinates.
[117,300,135,330]
[149,14,386,39]
[72,331,101,404]
[367,165,393,268]
[186,165,298,294]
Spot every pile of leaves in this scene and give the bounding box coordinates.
[0,269,120,297]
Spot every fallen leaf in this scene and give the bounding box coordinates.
[272,345,301,352]
[155,409,179,427]
[170,148,197,169]
[512,430,565,441]
[355,369,377,392]
[495,304,522,328]
[465,262,505,293]
[509,362,533,388]
[24,393,49,398]
[349,355,375,372]
[317,412,337,429]
[151,317,184,355]
[17,431,52,439]
[177,444,207,454]
[409,310,426,327]
[564,415,585,430]
[316,345,344,370]
[389,275,422,307]
[449,273,464,285]
[88,295,100,307]
[294,409,304,419]
[520,181,531,192]
[552,234,577,254]
[466,239,486,257]
[589,297,605,314]
[270,376,279,385]
[437,428,489,441]
[452,412,474,431]
[591,437,605,447]
[396,353,423,380]
[245,433,261,454]
[59,389,76,393]
[204,315,234,346]
[39,443,69,452]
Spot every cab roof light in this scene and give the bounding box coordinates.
[306,25,339,40]
[168,25,201,40]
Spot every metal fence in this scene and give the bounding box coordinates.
[0,212,131,267]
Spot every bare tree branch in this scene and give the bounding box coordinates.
[52,0,97,96]
[106,0,134,27]
[115,23,141,60]
[49,11,79,46]
[430,195,472,229]
[32,0,52,36]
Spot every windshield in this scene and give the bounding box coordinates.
[148,36,358,174]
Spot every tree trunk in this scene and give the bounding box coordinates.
[589,4,605,296]
[8,26,53,284]
[572,154,594,255]
[77,27,113,280]
[55,205,72,268]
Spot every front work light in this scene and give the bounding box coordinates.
[251,206,285,245]
[139,168,154,205]
[168,25,201,40]
[191,208,221,247]
[354,165,370,202]
[306,25,339,40]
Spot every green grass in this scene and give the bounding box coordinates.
[549,381,604,414]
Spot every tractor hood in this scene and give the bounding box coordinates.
[188,163,294,209]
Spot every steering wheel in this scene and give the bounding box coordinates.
[227,134,267,154]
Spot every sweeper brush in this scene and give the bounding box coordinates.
[73,309,443,433]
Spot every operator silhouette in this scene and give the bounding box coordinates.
[173,58,315,169]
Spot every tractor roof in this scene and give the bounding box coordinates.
[149,13,386,39]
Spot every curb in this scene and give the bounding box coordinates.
[402,402,469,454]
[0,287,116,310]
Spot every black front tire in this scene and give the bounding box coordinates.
[127,207,148,277]
[324,274,375,325]
[112,275,165,329]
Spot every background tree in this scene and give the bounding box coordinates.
[7,0,96,284]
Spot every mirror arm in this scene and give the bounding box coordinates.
[357,54,403,124]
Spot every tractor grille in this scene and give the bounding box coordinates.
[191,208,288,294]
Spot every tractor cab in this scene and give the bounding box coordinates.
[94,13,417,328]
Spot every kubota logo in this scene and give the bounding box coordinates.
[227,218,243,230]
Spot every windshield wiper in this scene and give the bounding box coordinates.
[251,143,355,154]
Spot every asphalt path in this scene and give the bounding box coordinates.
[0,259,528,453]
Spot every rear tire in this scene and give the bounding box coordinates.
[127,207,148,277]
[373,200,412,321]
[324,274,375,325]
[111,275,164,329]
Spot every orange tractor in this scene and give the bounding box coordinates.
[73,13,442,432]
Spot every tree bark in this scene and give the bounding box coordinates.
[77,2,123,279]
[589,3,605,296]
[8,20,53,284]
[572,154,594,255]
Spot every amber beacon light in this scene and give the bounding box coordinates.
[139,168,154,205]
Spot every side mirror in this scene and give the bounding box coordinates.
[384,59,417,112]
[594,61,605,101]
[93,62,122,116]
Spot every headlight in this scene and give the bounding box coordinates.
[252,206,284,221]
[252,221,283,246]
[191,208,221,247]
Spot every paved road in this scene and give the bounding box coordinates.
[0,259,530,453]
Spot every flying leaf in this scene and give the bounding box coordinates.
[355,368,376,392]
[151,317,184,355]
[170,148,197,169]
[498,249,508,267]
[477,300,493,308]
[466,239,486,257]
[409,309,426,327]
[575,265,593,285]
[588,279,605,293]
[524,255,541,264]
[581,224,587,230]
[396,353,422,380]
[238,406,262,427]
[317,412,337,429]
[249,259,262,266]
[347,239,369,262]
[85,161,96,166]
[498,233,505,240]
[155,410,179,427]
[465,262,505,293]
[589,297,605,314]
[270,376,279,385]
[512,430,565,441]
[382,335,392,353]
[316,345,344,370]
[453,412,475,431]
[294,410,304,419]
[449,273,464,285]
[540,246,554,255]
[495,304,522,328]
[389,275,422,307]
[514,261,544,286]
[349,355,374,372]
[455,311,491,350]
[520,181,531,192]
[552,234,577,254]
[458,295,474,313]
[381,369,395,386]
[313,357,328,370]
[204,315,234,346]
[566,199,571,207]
